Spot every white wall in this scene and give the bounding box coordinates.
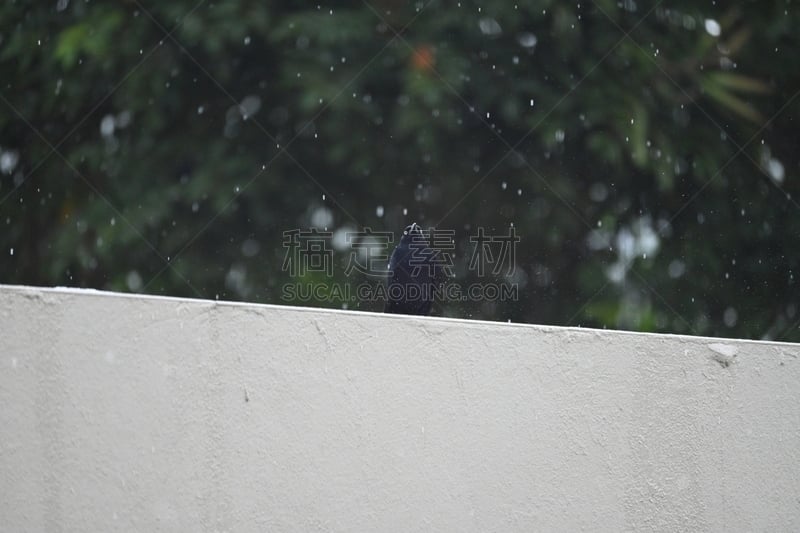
[1,285,799,532]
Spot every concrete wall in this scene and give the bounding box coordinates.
[1,285,799,531]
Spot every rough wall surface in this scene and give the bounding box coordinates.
[1,285,799,532]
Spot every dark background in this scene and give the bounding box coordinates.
[1,1,798,341]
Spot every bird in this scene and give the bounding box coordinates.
[384,222,444,316]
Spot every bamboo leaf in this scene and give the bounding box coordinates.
[707,71,771,94]
[701,78,764,123]
[630,102,649,168]
[724,27,752,56]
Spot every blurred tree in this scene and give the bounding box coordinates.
[1,0,798,341]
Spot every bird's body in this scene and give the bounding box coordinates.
[384,223,443,315]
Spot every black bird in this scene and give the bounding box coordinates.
[384,222,444,315]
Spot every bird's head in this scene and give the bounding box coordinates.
[403,222,421,235]
[400,222,424,246]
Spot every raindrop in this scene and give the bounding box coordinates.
[238,95,261,119]
[589,183,608,202]
[0,150,19,175]
[668,260,686,278]
[376,205,384,217]
[242,239,260,257]
[100,114,115,137]
[704,19,721,37]
[723,307,738,327]
[517,32,538,48]
[311,207,333,228]
[767,158,785,183]
[126,271,143,292]
[478,18,503,36]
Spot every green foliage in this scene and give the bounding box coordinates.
[54,8,124,69]
[1,1,798,341]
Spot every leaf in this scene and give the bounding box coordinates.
[706,71,771,94]
[587,132,622,165]
[53,9,124,69]
[701,77,765,123]
[630,101,649,168]
[54,23,89,68]
[723,27,752,56]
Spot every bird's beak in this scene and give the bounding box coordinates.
[404,222,421,237]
